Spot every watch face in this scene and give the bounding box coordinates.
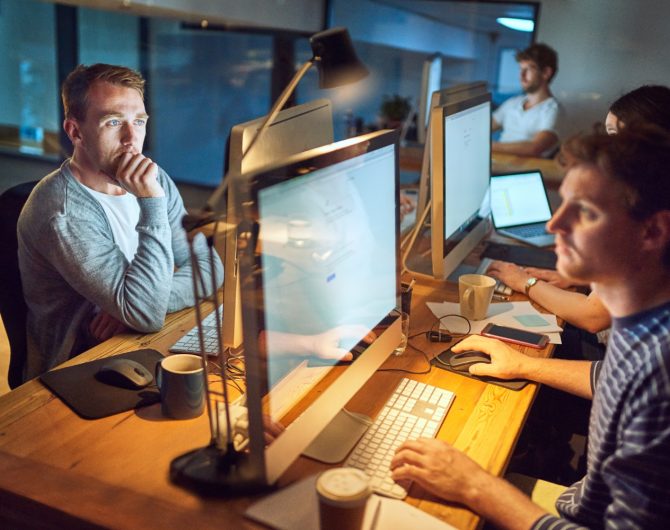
[525,277,538,294]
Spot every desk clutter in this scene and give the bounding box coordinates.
[245,472,458,530]
[40,348,163,419]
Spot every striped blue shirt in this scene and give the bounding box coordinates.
[532,301,670,529]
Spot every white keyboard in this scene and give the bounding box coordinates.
[169,305,223,356]
[344,378,454,499]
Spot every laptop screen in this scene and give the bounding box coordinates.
[490,171,552,228]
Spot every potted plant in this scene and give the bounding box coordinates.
[379,94,411,129]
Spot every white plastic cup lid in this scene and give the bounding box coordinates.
[316,468,371,507]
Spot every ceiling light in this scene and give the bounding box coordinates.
[496,17,535,32]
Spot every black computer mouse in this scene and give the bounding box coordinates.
[448,350,491,373]
[95,358,154,389]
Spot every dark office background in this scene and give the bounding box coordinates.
[0,0,534,191]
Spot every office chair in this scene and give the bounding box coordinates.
[0,180,38,389]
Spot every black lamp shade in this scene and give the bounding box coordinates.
[309,27,369,89]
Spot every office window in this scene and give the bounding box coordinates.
[148,21,272,186]
[78,8,140,70]
[0,0,59,156]
[0,0,538,186]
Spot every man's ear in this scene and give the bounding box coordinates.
[641,210,670,254]
[541,66,553,83]
[63,118,82,146]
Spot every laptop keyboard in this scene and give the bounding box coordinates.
[505,223,548,238]
[169,305,223,356]
[344,378,454,499]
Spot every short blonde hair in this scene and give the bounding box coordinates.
[61,63,145,121]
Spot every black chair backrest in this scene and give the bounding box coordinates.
[0,180,38,389]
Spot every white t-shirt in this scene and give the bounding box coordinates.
[83,187,140,264]
[493,95,563,147]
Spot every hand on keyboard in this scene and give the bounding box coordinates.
[390,437,487,506]
[344,378,454,499]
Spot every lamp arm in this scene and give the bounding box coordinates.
[204,58,316,213]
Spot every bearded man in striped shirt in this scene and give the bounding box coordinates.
[392,124,670,529]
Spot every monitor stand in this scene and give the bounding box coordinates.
[302,408,371,463]
[446,261,479,282]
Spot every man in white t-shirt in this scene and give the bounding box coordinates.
[492,43,563,158]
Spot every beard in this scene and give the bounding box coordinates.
[523,80,542,94]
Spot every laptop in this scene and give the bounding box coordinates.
[490,170,555,247]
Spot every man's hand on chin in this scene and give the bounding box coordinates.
[114,152,164,198]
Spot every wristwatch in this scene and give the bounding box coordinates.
[524,277,539,296]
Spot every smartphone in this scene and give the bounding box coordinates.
[480,323,549,349]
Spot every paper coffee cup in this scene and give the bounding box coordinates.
[316,468,371,530]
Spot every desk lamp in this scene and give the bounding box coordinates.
[171,27,369,495]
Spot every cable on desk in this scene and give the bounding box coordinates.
[378,313,472,375]
[378,340,432,375]
[429,313,471,341]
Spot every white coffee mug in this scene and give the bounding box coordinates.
[459,274,496,320]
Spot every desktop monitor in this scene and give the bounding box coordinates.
[222,99,335,349]
[414,82,488,231]
[429,89,492,280]
[417,54,443,145]
[233,129,401,485]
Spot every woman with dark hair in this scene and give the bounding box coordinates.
[606,84,670,134]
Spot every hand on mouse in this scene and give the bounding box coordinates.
[451,335,528,379]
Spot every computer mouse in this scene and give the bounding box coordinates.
[448,350,491,373]
[95,358,154,390]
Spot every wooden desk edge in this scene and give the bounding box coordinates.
[0,450,251,530]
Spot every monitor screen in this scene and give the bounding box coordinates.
[490,171,552,228]
[234,129,401,484]
[430,90,491,279]
[222,99,335,349]
[442,99,491,249]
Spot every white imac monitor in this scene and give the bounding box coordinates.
[430,90,492,280]
[417,54,443,145]
[228,98,334,174]
[234,129,401,485]
[222,99,335,349]
[415,82,488,230]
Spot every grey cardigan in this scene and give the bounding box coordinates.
[17,160,223,380]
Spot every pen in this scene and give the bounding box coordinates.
[369,497,382,530]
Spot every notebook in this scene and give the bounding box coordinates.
[490,170,555,247]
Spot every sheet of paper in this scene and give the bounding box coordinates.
[426,300,562,344]
[364,495,458,530]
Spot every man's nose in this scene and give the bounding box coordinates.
[121,122,137,144]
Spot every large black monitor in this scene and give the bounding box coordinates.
[429,88,492,279]
[233,129,401,485]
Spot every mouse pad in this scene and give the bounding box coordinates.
[40,349,163,419]
[431,347,528,391]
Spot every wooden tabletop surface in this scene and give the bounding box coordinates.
[0,277,555,530]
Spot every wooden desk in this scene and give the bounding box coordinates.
[0,281,554,530]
